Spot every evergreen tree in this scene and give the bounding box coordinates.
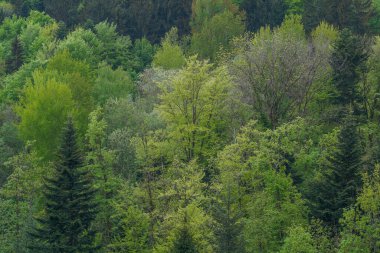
[30,119,98,253]
[240,0,286,31]
[303,0,374,34]
[172,216,198,253]
[213,189,244,253]
[330,29,368,118]
[312,116,362,231]
[42,0,81,28]
[6,37,24,74]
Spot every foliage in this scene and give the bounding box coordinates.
[240,0,286,31]
[16,75,77,160]
[1,3,380,253]
[312,116,363,230]
[280,226,317,253]
[93,63,134,105]
[157,56,232,161]
[231,15,333,128]
[30,119,98,252]
[191,10,245,61]
[153,28,186,70]
[339,165,380,252]
[5,36,23,74]
[330,29,369,117]
[0,151,46,253]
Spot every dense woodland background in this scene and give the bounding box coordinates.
[0,0,380,252]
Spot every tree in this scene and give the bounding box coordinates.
[191,10,245,61]
[153,28,186,70]
[108,185,150,253]
[93,21,135,72]
[339,165,380,253]
[19,11,58,62]
[16,50,94,160]
[84,0,192,43]
[157,56,232,162]
[172,217,198,253]
[240,0,286,31]
[0,2,14,22]
[312,117,363,231]
[191,0,240,31]
[216,119,311,252]
[42,0,82,28]
[0,150,46,253]
[93,63,134,105]
[330,29,369,117]
[243,168,308,252]
[44,50,94,133]
[85,108,118,247]
[16,75,77,160]
[56,27,101,66]
[6,36,24,74]
[303,0,375,34]
[30,119,98,253]
[231,16,334,128]
[280,226,317,253]
[213,181,244,253]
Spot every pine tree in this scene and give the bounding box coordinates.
[6,37,24,74]
[330,29,368,118]
[30,119,98,253]
[313,116,362,231]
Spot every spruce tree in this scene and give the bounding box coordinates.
[213,188,244,253]
[313,116,362,231]
[172,215,198,253]
[30,119,98,253]
[6,37,24,74]
[330,29,368,118]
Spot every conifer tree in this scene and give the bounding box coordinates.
[240,0,286,31]
[313,116,362,231]
[30,119,98,253]
[213,185,244,253]
[331,29,368,118]
[172,216,198,253]
[303,0,374,34]
[6,37,24,74]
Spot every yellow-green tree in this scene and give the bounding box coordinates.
[339,165,380,252]
[157,56,232,162]
[16,76,76,160]
[153,28,186,70]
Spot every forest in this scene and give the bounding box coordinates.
[0,0,380,252]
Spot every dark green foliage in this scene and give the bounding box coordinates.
[30,119,98,253]
[303,0,375,34]
[8,0,43,16]
[240,0,286,31]
[47,0,193,42]
[213,196,244,253]
[6,37,24,74]
[0,105,23,186]
[113,0,193,43]
[42,0,81,28]
[312,117,362,230]
[330,29,368,117]
[172,222,198,253]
